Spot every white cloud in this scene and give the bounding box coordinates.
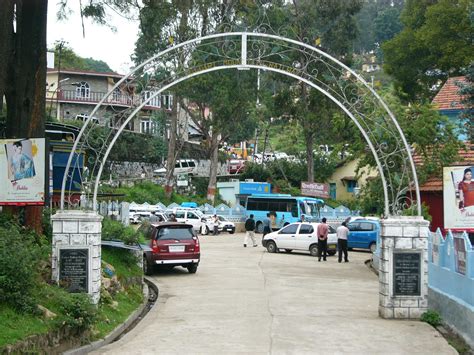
[47,3,140,74]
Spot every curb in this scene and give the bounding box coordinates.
[64,278,158,355]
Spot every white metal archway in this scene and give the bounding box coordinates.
[60,32,421,216]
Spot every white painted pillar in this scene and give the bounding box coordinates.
[51,211,103,304]
[379,216,429,319]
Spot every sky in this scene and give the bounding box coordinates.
[47,3,140,74]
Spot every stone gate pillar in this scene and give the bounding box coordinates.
[379,216,429,319]
[51,211,103,304]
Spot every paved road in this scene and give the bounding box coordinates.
[96,233,455,355]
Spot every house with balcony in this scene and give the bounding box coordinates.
[45,68,173,134]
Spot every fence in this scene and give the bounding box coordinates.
[96,200,359,226]
[428,229,474,347]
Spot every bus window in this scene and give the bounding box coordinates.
[291,203,298,217]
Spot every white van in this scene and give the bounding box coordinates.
[153,159,198,176]
[165,208,208,233]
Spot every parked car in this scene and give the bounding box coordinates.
[347,218,380,252]
[165,208,208,233]
[228,159,246,174]
[262,222,337,256]
[202,215,236,234]
[153,159,198,176]
[141,222,200,275]
[129,211,152,224]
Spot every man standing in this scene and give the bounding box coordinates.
[316,217,329,261]
[212,214,220,235]
[263,213,272,236]
[336,222,350,263]
[244,214,257,247]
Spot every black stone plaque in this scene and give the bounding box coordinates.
[393,252,421,296]
[59,248,89,293]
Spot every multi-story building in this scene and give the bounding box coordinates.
[45,68,173,134]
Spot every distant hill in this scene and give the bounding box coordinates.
[51,42,113,73]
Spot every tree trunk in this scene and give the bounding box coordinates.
[207,133,219,203]
[165,95,178,198]
[305,130,314,182]
[3,0,47,234]
[0,0,14,110]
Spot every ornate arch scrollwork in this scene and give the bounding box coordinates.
[60,32,421,217]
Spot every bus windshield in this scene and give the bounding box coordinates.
[305,201,322,218]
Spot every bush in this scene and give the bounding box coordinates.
[421,310,442,327]
[0,216,46,313]
[102,218,142,245]
[57,293,97,332]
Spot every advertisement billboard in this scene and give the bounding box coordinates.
[301,181,329,198]
[0,138,45,205]
[239,182,271,195]
[443,166,474,230]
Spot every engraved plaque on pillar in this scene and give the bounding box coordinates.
[59,248,89,293]
[393,252,421,296]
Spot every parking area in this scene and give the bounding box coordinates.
[95,233,455,354]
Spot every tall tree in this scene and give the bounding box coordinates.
[382,0,473,100]
[0,0,48,233]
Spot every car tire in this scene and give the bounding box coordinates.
[229,230,235,234]
[187,264,198,274]
[327,250,336,256]
[143,255,153,276]
[369,242,376,253]
[266,241,277,253]
[309,244,318,257]
[256,222,264,234]
[284,249,292,253]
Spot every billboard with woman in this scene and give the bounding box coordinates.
[443,166,474,230]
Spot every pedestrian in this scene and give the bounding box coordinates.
[212,214,220,235]
[336,222,350,263]
[299,215,306,223]
[316,217,329,261]
[169,213,177,222]
[244,214,257,247]
[263,213,272,236]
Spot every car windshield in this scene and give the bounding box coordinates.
[305,202,320,217]
[157,227,194,240]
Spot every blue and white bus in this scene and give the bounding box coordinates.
[245,194,325,233]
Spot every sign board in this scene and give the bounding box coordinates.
[177,174,189,187]
[59,248,89,293]
[453,236,467,275]
[393,252,421,296]
[443,166,474,230]
[0,138,45,205]
[239,182,271,195]
[301,181,329,198]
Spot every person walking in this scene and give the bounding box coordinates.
[316,217,329,261]
[336,222,350,263]
[244,214,257,247]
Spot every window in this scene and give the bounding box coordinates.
[157,227,194,240]
[279,224,298,234]
[347,180,357,193]
[162,94,173,110]
[188,161,196,168]
[181,161,189,168]
[175,162,181,168]
[329,183,336,200]
[348,223,359,231]
[75,81,90,99]
[299,224,314,234]
[142,91,161,108]
[175,211,185,219]
[359,222,374,231]
[187,212,199,220]
[140,119,157,134]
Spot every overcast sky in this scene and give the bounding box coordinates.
[47,4,140,74]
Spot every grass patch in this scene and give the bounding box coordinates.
[93,285,143,339]
[0,306,50,347]
[102,247,142,279]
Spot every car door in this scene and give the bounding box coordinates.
[185,211,202,232]
[347,222,361,248]
[294,223,315,251]
[358,221,376,249]
[174,211,186,223]
[275,224,299,249]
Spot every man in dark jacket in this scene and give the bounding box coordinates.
[244,214,257,247]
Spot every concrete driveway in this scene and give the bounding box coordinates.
[95,233,455,354]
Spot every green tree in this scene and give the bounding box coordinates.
[382,0,473,100]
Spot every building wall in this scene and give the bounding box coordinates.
[217,181,240,206]
[328,159,377,201]
[421,191,444,233]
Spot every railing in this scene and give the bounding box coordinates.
[57,90,170,109]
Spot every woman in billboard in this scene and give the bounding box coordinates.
[458,168,474,209]
[7,140,36,181]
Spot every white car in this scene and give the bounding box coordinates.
[165,208,207,233]
[153,159,198,176]
[202,215,236,234]
[262,222,338,256]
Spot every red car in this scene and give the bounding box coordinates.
[228,159,246,174]
[141,222,200,275]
